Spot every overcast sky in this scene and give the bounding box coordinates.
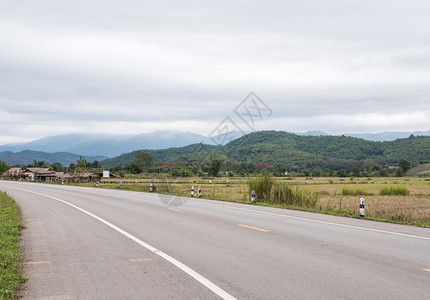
[1,0,429,145]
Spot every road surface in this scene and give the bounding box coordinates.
[1,181,429,299]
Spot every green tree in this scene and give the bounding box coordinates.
[134,151,153,171]
[208,155,226,177]
[398,159,411,173]
[76,156,88,170]
[379,168,389,177]
[312,169,323,177]
[273,164,285,176]
[69,163,76,174]
[395,167,404,177]
[362,159,375,173]
[31,160,47,168]
[352,167,361,177]
[50,162,64,172]
[129,151,154,173]
[0,160,8,173]
[336,169,347,177]
[172,168,193,177]
[90,160,100,169]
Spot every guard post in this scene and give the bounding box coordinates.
[198,186,202,198]
[359,197,365,217]
[191,186,194,197]
[251,190,256,202]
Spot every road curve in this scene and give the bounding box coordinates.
[1,181,429,299]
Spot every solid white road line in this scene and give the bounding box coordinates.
[9,187,237,300]
[192,200,430,241]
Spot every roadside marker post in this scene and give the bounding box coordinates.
[251,190,256,202]
[198,186,202,198]
[61,179,64,185]
[120,182,123,188]
[96,181,99,188]
[150,183,153,192]
[191,186,194,197]
[359,198,365,217]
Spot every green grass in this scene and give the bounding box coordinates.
[379,186,410,196]
[407,163,430,176]
[341,187,371,196]
[0,192,25,299]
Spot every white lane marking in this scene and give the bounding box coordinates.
[4,182,429,242]
[10,187,237,300]
[25,261,50,265]
[192,201,430,241]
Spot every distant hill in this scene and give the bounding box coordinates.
[101,131,430,170]
[295,130,430,141]
[406,163,430,177]
[0,150,107,166]
[102,143,217,167]
[296,131,329,136]
[0,131,215,157]
[344,130,430,142]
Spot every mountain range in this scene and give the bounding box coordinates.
[0,150,107,166]
[101,131,430,171]
[1,130,430,158]
[1,129,430,166]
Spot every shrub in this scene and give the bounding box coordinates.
[248,173,317,208]
[342,188,370,196]
[248,173,273,202]
[272,183,317,208]
[379,186,410,196]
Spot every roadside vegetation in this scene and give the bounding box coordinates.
[0,192,25,299]
[56,175,430,228]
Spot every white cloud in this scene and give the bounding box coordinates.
[0,0,429,144]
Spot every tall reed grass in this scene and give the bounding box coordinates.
[248,173,317,208]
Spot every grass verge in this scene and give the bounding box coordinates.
[0,192,25,299]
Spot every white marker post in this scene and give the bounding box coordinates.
[61,179,64,185]
[120,182,123,188]
[198,186,202,198]
[191,186,194,197]
[150,183,153,192]
[96,181,99,188]
[359,197,365,217]
[251,190,256,202]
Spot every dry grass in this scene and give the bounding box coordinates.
[64,177,430,227]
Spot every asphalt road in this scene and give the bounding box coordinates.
[1,181,429,300]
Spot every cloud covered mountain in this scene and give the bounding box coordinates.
[0,131,215,157]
